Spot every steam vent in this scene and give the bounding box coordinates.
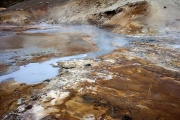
[0,0,180,120]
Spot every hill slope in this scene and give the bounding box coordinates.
[0,0,180,35]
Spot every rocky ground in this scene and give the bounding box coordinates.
[0,0,180,120]
[0,46,180,119]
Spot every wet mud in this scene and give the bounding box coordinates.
[0,64,10,75]
[0,29,97,75]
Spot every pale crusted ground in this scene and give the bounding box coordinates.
[1,48,180,119]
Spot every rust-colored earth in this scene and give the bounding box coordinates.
[1,0,180,35]
[0,50,180,120]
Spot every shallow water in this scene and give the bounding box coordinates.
[172,44,180,49]
[0,24,128,84]
[24,24,129,55]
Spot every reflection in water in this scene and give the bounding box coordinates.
[0,63,59,84]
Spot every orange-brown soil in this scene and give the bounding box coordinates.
[0,64,10,75]
[1,50,180,120]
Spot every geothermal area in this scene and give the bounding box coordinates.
[0,0,180,119]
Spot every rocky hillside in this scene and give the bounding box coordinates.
[0,0,180,35]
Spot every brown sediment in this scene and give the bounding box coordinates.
[61,54,180,119]
[0,51,180,119]
[0,32,97,52]
[90,53,180,119]
[27,54,56,63]
[16,54,56,66]
[0,64,10,75]
[65,95,109,119]
[0,80,45,119]
[0,32,97,72]
[0,30,180,119]
[0,35,24,50]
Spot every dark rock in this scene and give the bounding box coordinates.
[43,79,50,84]
[25,104,33,110]
[85,64,91,67]
[122,116,132,120]
[30,95,39,101]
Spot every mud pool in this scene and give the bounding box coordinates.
[0,24,128,84]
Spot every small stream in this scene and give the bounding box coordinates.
[0,24,129,84]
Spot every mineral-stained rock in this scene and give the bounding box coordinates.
[0,11,33,25]
[0,0,180,35]
[1,53,180,119]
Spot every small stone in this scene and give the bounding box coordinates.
[85,64,91,67]
[122,116,132,120]
[52,63,58,67]
[43,79,51,84]
[25,105,33,110]
[38,2,43,4]
[30,95,39,101]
